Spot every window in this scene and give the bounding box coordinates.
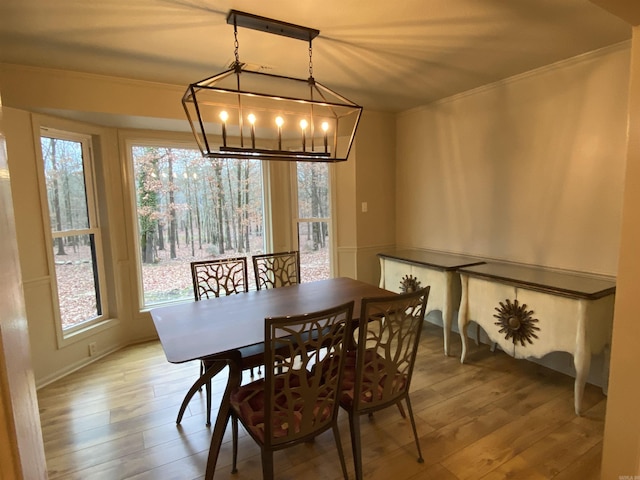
[130,145,265,307]
[295,162,332,280]
[40,129,107,333]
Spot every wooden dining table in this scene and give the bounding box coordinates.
[150,276,394,479]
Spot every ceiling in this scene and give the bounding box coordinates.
[0,0,632,113]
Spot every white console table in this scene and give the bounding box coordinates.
[378,250,484,355]
[457,262,616,415]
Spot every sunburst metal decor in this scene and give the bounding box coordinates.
[493,299,540,346]
[399,274,421,293]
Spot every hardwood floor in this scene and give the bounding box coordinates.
[38,323,606,479]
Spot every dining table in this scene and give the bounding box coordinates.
[150,276,395,479]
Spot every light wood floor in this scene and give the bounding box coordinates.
[38,323,606,480]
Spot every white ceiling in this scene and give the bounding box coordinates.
[0,0,632,113]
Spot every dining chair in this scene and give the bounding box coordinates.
[229,301,354,480]
[191,256,249,299]
[251,250,301,376]
[176,256,263,427]
[333,287,430,480]
[252,250,301,290]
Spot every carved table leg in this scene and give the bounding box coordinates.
[204,350,242,480]
[458,274,470,364]
[442,271,453,356]
[176,361,226,426]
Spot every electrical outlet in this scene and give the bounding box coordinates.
[88,342,97,356]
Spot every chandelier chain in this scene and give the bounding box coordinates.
[234,23,240,65]
[308,40,313,78]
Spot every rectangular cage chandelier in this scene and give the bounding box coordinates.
[182,10,363,163]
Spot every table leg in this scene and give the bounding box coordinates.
[205,350,242,480]
[573,300,590,416]
[442,271,453,356]
[458,274,470,364]
[176,361,226,425]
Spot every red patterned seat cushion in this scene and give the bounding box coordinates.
[230,370,333,444]
[324,350,408,408]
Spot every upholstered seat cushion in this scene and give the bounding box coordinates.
[322,349,408,408]
[230,370,333,444]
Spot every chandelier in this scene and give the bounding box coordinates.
[182,10,363,162]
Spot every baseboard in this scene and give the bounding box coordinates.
[35,344,124,390]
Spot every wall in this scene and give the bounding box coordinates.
[335,110,396,285]
[355,111,396,284]
[396,43,630,277]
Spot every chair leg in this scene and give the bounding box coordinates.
[261,449,274,480]
[332,424,349,480]
[404,395,424,463]
[205,378,212,427]
[396,400,406,418]
[231,413,239,474]
[348,411,364,480]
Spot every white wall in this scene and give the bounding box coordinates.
[396,43,630,277]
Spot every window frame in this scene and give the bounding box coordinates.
[35,124,112,346]
[289,162,337,278]
[124,135,271,310]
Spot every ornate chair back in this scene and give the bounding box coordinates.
[191,256,249,300]
[252,251,300,290]
[229,301,354,479]
[341,287,430,479]
[177,256,251,427]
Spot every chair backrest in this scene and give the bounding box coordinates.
[190,257,248,300]
[351,287,430,412]
[252,251,301,290]
[262,301,354,448]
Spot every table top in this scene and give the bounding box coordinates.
[458,262,616,300]
[151,277,393,364]
[378,249,485,271]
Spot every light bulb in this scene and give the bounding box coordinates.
[322,121,329,153]
[248,114,256,148]
[220,111,229,147]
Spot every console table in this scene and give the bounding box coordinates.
[378,249,484,355]
[457,262,616,415]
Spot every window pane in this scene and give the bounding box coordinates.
[53,234,102,329]
[297,221,330,281]
[41,136,89,231]
[297,163,329,219]
[132,146,265,306]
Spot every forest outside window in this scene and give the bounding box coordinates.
[295,162,331,280]
[131,145,265,307]
[40,129,107,334]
